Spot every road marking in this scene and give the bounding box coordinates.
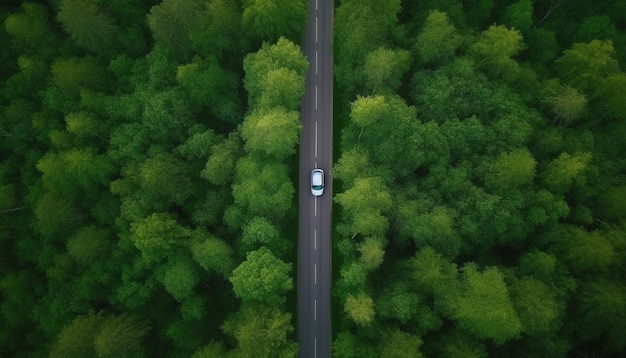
[315,50,318,75]
[315,264,317,284]
[314,299,317,320]
[316,17,318,43]
[316,0,318,11]
[315,121,318,157]
[314,230,317,251]
[315,85,318,110]
[314,196,317,217]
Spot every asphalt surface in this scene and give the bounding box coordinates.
[297,0,333,357]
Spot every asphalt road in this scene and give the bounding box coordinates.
[297,0,333,357]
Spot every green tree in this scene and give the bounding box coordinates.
[189,230,234,278]
[160,254,200,301]
[555,40,619,92]
[376,282,420,325]
[358,237,385,271]
[410,247,460,315]
[484,149,536,191]
[335,176,392,238]
[363,47,411,94]
[201,132,242,186]
[94,314,150,358]
[502,0,534,33]
[130,213,190,263]
[542,152,592,194]
[229,247,293,304]
[596,73,626,121]
[37,148,115,201]
[545,85,588,125]
[243,37,308,109]
[49,314,102,358]
[222,304,297,357]
[596,185,626,222]
[137,151,194,208]
[0,183,22,214]
[438,332,488,358]
[574,16,619,44]
[0,271,42,353]
[399,203,460,258]
[4,2,58,53]
[241,0,307,42]
[176,128,220,161]
[336,262,368,298]
[335,0,401,91]
[333,331,361,358]
[140,88,194,145]
[65,111,108,143]
[332,147,375,187]
[51,57,111,96]
[176,56,242,123]
[349,95,440,177]
[468,25,524,81]
[509,277,562,336]
[57,0,118,53]
[379,329,423,358]
[190,0,242,59]
[415,10,461,66]
[454,264,522,345]
[240,217,291,258]
[549,226,617,276]
[192,341,230,358]
[67,226,111,266]
[147,0,200,56]
[35,193,82,238]
[258,68,306,110]
[344,293,375,326]
[578,280,626,351]
[231,156,295,223]
[241,108,301,159]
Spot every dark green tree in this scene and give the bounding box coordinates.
[555,40,619,93]
[190,231,234,278]
[57,0,118,53]
[147,0,200,57]
[4,2,58,53]
[94,314,150,358]
[130,213,190,263]
[49,314,102,358]
[241,0,307,42]
[222,304,297,357]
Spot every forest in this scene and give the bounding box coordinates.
[332,0,626,357]
[1,0,307,356]
[0,0,625,357]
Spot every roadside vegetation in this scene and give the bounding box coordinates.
[332,0,626,356]
[2,0,626,357]
[0,0,307,356]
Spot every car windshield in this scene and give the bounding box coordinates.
[312,184,323,190]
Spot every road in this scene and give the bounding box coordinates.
[297,0,333,357]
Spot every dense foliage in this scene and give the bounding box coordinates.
[332,0,626,357]
[3,1,626,357]
[0,0,306,357]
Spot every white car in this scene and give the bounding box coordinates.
[311,169,324,196]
